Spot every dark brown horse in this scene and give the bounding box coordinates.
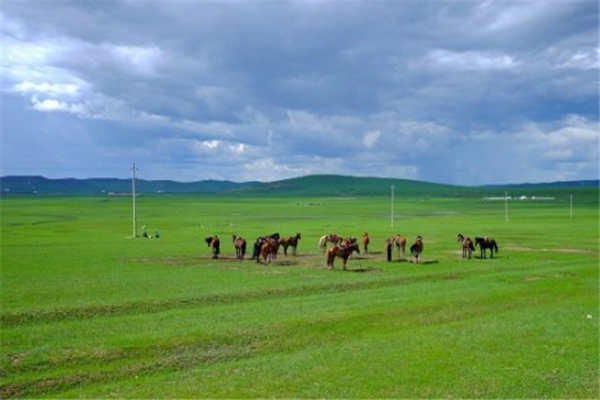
[252,233,280,261]
[475,237,499,259]
[280,233,301,256]
[384,239,393,262]
[393,234,407,258]
[410,236,424,263]
[232,234,247,260]
[362,232,370,253]
[326,242,360,270]
[260,237,280,263]
[205,235,220,259]
[457,233,475,259]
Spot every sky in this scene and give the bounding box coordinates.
[1,0,598,185]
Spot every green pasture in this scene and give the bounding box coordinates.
[1,192,598,398]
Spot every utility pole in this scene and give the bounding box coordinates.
[391,185,395,229]
[132,163,138,237]
[570,194,573,220]
[504,191,509,223]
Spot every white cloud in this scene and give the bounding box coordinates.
[423,49,519,71]
[362,130,381,148]
[31,97,83,114]
[103,44,163,76]
[558,49,600,70]
[14,81,83,97]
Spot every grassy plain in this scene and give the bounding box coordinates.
[1,191,598,398]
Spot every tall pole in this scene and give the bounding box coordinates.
[132,163,137,237]
[391,185,395,229]
[570,194,573,220]
[504,191,509,223]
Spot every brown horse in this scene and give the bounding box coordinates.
[326,242,360,270]
[205,235,220,259]
[410,236,424,263]
[384,239,393,262]
[457,233,475,259]
[362,232,370,253]
[475,237,499,259]
[280,233,301,256]
[252,233,280,261]
[232,234,247,260]
[341,236,358,246]
[393,234,407,258]
[319,233,342,251]
[260,237,280,263]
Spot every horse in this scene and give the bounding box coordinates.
[232,234,247,260]
[384,239,393,262]
[457,233,475,259]
[326,242,360,270]
[252,233,280,261]
[410,236,424,263]
[319,233,342,251]
[260,237,280,263]
[393,234,407,258]
[252,237,266,260]
[205,235,220,259]
[475,237,499,259]
[362,232,370,253]
[280,233,301,256]
[341,236,357,246]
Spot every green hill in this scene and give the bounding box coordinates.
[230,175,465,197]
[0,174,597,200]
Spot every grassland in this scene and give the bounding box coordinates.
[1,191,598,398]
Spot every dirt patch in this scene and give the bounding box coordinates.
[505,245,599,255]
[251,270,289,275]
[524,276,546,282]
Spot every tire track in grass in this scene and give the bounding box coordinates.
[0,272,462,326]
[1,286,579,399]
[0,260,578,327]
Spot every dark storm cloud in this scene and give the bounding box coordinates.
[1,1,598,183]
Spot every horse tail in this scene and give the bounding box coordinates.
[241,241,247,258]
[386,243,392,262]
[410,243,417,254]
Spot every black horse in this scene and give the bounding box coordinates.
[474,237,499,259]
[384,239,393,262]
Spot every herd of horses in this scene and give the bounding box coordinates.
[204,232,500,270]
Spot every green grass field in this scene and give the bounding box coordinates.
[1,193,598,398]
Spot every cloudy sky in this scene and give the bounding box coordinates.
[1,1,598,184]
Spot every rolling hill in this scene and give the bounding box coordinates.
[0,174,597,198]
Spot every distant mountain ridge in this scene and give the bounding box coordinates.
[0,174,597,197]
[0,175,261,196]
